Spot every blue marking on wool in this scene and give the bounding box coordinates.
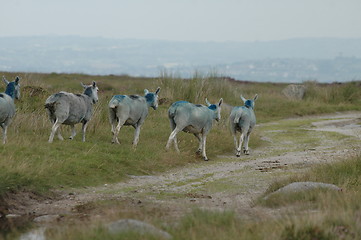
[245,100,253,108]
[173,100,188,106]
[145,93,155,103]
[83,87,93,96]
[113,95,126,101]
[5,82,15,98]
[208,104,217,110]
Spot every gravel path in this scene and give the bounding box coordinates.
[6,112,361,223]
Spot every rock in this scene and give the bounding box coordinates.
[33,215,60,223]
[265,181,342,199]
[282,84,306,100]
[107,219,172,239]
[19,227,46,240]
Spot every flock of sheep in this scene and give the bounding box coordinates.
[0,76,258,160]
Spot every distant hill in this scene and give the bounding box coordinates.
[0,36,361,82]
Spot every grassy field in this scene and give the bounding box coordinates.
[1,71,361,239]
[0,71,360,195]
[20,154,361,240]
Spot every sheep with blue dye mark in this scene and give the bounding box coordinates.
[229,94,258,156]
[0,76,20,144]
[45,82,99,143]
[166,98,223,161]
[108,87,160,146]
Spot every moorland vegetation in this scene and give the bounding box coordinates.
[1,71,361,239]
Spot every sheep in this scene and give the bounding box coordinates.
[45,82,99,143]
[108,87,160,146]
[229,94,258,156]
[166,98,223,161]
[0,76,20,144]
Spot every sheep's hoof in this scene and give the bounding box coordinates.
[236,153,241,157]
[203,157,209,161]
[243,149,250,155]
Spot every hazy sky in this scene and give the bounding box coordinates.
[2,0,361,42]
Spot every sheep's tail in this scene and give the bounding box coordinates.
[108,105,118,124]
[168,105,176,119]
[45,93,65,123]
[168,105,178,130]
[44,93,64,110]
[168,101,187,119]
[108,100,118,109]
[109,96,124,123]
[44,101,55,110]
[233,108,244,124]
[109,95,125,109]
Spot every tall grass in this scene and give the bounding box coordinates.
[304,81,361,104]
[0,71,360,198]
[1,71,360,239]
[157,70,236,104]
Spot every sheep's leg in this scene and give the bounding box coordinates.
[1,124,7,144]
[109,110,118,143]
[234,134,241,157]
[243,132,251,155]
[69,125,76,140]
[173,135,180,153]
[168,119,180,152]
[57,127,64,141]
[49,119,61,143]
[166,127,181,153]
[230,124,239,157]
[110,122,115,135]
[133,124,141,147]
[236,133,244,156]
[110,121,119,144]
[112,119,126,144]
[81,121,88,142]
[193,133,202,154]
[201,133,208,161]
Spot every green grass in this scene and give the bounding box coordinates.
[263,153,361,197]
[46,224,169,240]
[166,154,361,240]
[0,71,360,198]
[1,72,361,239]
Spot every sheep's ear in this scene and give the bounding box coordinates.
[240,95,247,103]
[155,87,161,95]
[81,82,87,89]
[205,98,211,106]
[144,89,149,95]
[2,76,9,85]
[218,98,223,107]
[254,94,258,101]
[15,76,20,85]
[92,81,97,88]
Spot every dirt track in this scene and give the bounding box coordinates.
[5,112,361,224]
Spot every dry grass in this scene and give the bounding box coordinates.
[0,71,361,239]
